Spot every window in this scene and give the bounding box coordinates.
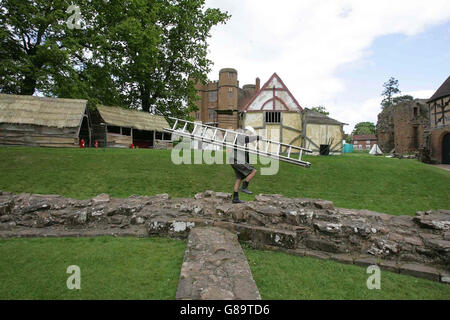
[265,112,281,123]
[413,107,418,117]
[155,132,163,140]
[195,112,200,120]
[209,91,217,102]
[122,127,131,136]
[208,109,217,121]
[107,125,121,134]
[228,72,233,79]
[413,126,419,149]
[366,140,371,144]
[228,88,233,98]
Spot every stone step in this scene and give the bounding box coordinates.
[176,227,261,300]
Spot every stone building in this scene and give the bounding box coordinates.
[376,99,429,154]
[191,68,260,130]
[425,76,450,164]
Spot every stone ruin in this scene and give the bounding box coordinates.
[376,99,429,155]
[0,190,449,284]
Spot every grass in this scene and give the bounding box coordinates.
[0,237,186,300]
[244,247,450,300]
[0,146,449,215]
[0,146,449,300]
[1,236,448,300]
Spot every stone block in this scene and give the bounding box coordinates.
[330,253,354,265]
[399,263,440,281]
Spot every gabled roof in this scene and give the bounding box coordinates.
[428,76,450,103]
[352,134,377,141]
[303,109,346,126]
[97,105,169,131]
[243,73,302,112]
[0,94,87,128]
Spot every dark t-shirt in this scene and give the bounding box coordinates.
[229,134,259,164]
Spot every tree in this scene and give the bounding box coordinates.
[352,122,376,135]
[0,0,78,95]
[311,105,329,116]
[381,77,401,109]
[392,94,414,105]
[0,0,230,118]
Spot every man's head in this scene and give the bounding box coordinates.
[244,126,256,136]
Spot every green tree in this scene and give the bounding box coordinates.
[381,77,401,109]
[392,94,414,105]
[352,122,376,135]
[0,0,77,95]
[311,105,329,116]
[0,0,230,118]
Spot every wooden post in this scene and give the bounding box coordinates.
[153,130,156,148]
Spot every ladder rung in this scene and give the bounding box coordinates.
[162,117,312,167]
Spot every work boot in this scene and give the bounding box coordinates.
[232,192,245,204]
[240,181,253,195]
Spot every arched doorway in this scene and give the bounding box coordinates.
[443,133,450,164]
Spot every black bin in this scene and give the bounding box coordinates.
[320,144,330,156]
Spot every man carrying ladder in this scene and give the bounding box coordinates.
[229,127,262,204]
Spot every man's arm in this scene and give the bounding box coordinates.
[245,135,262,144]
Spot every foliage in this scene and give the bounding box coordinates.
[352,121,376,135]
[392,94,414,105]
[0,147,449,215]
[381,77,401,109]
[310,105,329,116]
[0,0,230,116]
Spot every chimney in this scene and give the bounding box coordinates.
[256,77,260,91]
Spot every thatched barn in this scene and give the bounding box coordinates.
[0,94,89,147]
[91,105,172,148]
[301,109,346,155]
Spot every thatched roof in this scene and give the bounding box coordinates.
[0,94,87,128]
[97,105,169,131]
[428,76,450,103]
[303,109,346,126]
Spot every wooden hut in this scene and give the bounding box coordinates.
[0,94,89,147]
[91,105,172,149]
[302,109,346,155]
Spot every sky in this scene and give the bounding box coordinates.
[204,0,450,133]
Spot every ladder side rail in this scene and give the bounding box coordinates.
[163,128,311,167]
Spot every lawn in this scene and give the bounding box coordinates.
[0,237,448,300]
[0,237,186,300]
[244,247,450,300]
[0,146,449,300]
[0,146,449,215]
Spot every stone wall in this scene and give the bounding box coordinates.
[0,190,448,283]
[377,99,429,154]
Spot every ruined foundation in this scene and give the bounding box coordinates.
[0,190,449,284]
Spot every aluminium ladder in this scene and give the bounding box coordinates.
[163,117,312,168]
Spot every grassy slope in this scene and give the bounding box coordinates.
[0,147,449,300]
[244,248,450,300]
[0,237,186,300]
[0,147,448,215]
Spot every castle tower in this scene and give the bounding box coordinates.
[217,68,239,129]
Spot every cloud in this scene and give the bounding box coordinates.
[205,0,450,129]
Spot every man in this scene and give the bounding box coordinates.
[229,127,262,204]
